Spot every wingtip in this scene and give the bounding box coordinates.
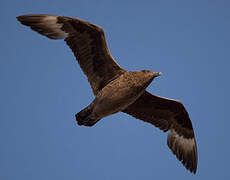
[167,129,198,174]
[16,15,27,22]
[16,14,27,20]
[16,15,21,21]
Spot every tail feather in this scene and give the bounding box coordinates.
[75,107,92,126]
[75,107,101,127]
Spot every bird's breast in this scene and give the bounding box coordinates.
[92,73,148,118]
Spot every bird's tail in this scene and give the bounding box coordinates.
[75,106,100,127]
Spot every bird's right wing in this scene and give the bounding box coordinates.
[123,91,198,174]
[17,14,125,95]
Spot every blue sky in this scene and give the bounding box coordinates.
[1,0,230,179]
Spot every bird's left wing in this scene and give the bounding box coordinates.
[17,14,125,95]
[123,91,198,174]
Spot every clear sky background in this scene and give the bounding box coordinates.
[1,0,229,179]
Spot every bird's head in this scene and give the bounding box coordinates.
[130,70,162,90]
[140,70,162,79]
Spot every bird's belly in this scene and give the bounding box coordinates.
[92,81,145,119]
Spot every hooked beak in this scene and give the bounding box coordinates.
[153,72,163,77]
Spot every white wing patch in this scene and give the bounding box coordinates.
[17,15,69,39]
[41,16,68,39]
[167,129,197,173]
[169,129,194,151]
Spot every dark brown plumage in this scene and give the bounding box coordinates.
[17,14,198,174]
[123,91,197,173]
[17,14,125,95]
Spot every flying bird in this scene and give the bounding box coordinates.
[17,14,198,174]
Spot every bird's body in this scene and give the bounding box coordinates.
[17,14,198,174]
[76,70,160,126]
